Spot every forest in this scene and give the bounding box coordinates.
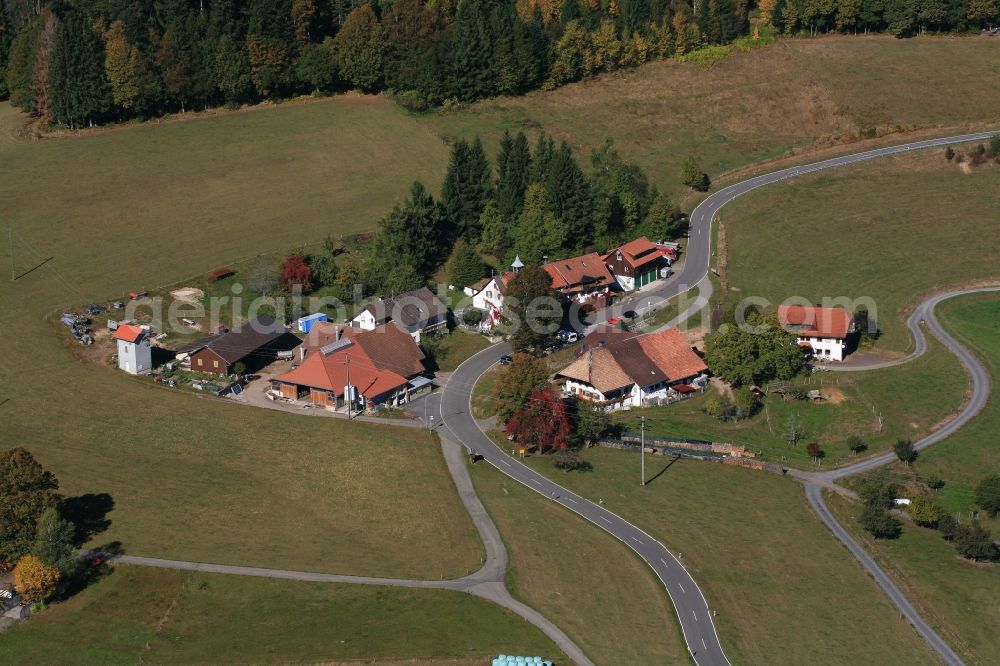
[2,0,997,129]
[300,130,686,300]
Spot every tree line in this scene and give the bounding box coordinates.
[4,1,996,129]
[294,129,686,301]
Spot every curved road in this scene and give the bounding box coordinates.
[442,131,999,666]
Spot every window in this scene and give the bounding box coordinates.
[213,360,219,368]
[197,358,203,367]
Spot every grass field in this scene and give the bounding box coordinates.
[0,566,561,665]
[826,492,998,665]
[722,147,1000,353]
[918,294,1000,518]
[517,448,937,665]
[616,334,966,468]
[469,458,687,665]
[419,35,1000,192]
[428,330,493,373]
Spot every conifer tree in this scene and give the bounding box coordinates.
[49,11,111,128]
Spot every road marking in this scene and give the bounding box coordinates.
[678,583,686,594]
[660,558,669,569]
[500,460,512,468]
[599,516,612,524]
[631,536,644,545]
[692,610,698,622]
[530,478,542,486]
[564,497,577,504]
[702,638,707,649]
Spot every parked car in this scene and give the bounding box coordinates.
[86,304,106,315]
[607,317,621,326]
[543,340,562,353]
[556,330,579,343]
[499,354,513,365]
[111,301,125,310]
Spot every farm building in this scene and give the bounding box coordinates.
[177,317,295,375]
[114,324,152,375]
[542,252,616,307]
[350,286,447,343]
[557,327,708,411]
[777,305,854,362]
[602,236,669,292]
[272,323,427,411]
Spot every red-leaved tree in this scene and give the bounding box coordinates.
[504,386,571,453]
[279,254,312,292]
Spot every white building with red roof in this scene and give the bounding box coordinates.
[777,305,854,362]
[114,324,152,374]
[556,327,708,410]
[602,236,669,292]
[542,252,616,307]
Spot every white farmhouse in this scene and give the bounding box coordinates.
[349,286,448,344]
[557,327,708,411]
[777,305,854,362]
[114,323,152,374]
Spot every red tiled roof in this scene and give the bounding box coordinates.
[543,253,616,292]
[274,346,408,400]
[113,324,145,343]
[604,236,662,269]
[558,326,706,393]
[299,322,425,378]
[778,306,852,339]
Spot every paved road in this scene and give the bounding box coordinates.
[443,131,999,665]
[440,344,731,666]
[579,131,998,330]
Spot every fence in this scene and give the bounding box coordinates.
[596,435,787,475]
[616,433,757,459]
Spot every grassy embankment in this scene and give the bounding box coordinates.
[514,447,938,665]
[0,566,562,665]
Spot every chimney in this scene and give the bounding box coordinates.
[300,346,305,361]
[335,326,341,341]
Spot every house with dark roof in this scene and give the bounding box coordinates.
[271,323,427,411]
[556,327,708,410]
[178,317,296,375]
[542,252,616,307]
[349,286,447,343]
[777,305,854,362]
[603,236,669,292]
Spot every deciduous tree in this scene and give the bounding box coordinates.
[493,353,551,421]
[0,448,61,569]
[505,386,572,453]
[32,507,78,576]
[13,554,60,603]
[333,4,384,92]
[893,438,916,465]
[279,254,313,292]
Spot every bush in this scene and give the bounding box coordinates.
[393,90,430,113]
[462,308,484,327]
[733,387,760,418]
[923,474,945,490]
[945,146,955,161]
[974,474,1000,517]
[703,394,725,419]
[909,497,943,528]
[937,513,960,540]
[988,135,1000,159]
[861,505,902,540]
[679,156,711,191]
[953,521,999,561]
[846,435,867,455]
[552,449,592,472]
[893,439,916,465]
[806,442,824,460]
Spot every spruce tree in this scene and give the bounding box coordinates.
[441,138,493,243]
[50,11,111,128]
[450,0,496,101]
[496,131,531,222]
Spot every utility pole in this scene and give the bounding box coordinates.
[9,228,14,282]
[345,354,352,420]
[640,415,646,486]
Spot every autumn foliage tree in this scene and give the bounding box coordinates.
[493,353,550,422]
[505,386,572,453]
[0,448,62,569]
[13,554,61,603]
[279,254,312,292]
